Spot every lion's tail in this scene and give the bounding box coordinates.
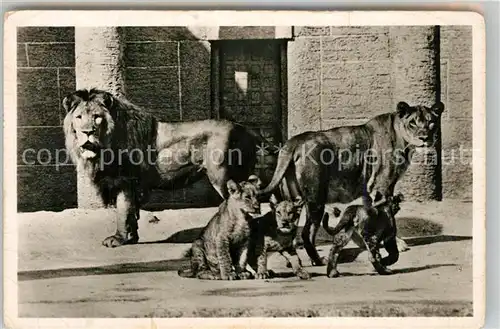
[259,142,297,196]
[322,208,348,237]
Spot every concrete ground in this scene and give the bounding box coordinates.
[17,200,473,317]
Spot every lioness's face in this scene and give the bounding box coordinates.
[270,195,304,234]
[227,175,262,218]
[63,90,115,160]
[397,101,444,147]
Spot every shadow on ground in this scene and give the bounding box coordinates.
[156,216,444,245]
[18,235,469,282]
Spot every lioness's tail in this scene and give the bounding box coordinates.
[322,208,349,237]
[259,142,297,195]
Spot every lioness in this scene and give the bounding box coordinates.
[246,195,310,280]
[258,101,444,266]
[63,88,265,247]
[178,176,262,280]
[323,192,404,277]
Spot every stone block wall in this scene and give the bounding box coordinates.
[17,25,473,212]
[17,27,78,212]
[287,25,472,201]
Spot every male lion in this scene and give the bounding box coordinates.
[259,101,444,266]
[178,176,262,280]
[246,195,310,280]
[322,192,404,277]
[63,88,262,247]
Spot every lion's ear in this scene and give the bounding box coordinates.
[226,180,240,195]
[62,93,82,112]
[431,102,444,116]
[396,101,411,117]
[101,91,115,110]
[293,196,304,209]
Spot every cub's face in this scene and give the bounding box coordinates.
[397,101,444,148]
[270,195,305,234]
[226,175,262,218]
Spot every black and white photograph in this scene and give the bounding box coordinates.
[3,10,485,328]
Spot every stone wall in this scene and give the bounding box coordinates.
[17,25,473,212]
[17,27,77,212]
[287,25,472,201]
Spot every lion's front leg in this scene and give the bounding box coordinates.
[216,238,238,280]
[102,190,139,248]
[235,245,253,280]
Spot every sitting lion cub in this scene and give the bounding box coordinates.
[323,192,404,278]
[247,195,311,280]
[178,175,262,280]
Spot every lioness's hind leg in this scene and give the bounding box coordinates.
[301,203,327,266]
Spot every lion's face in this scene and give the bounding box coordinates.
[63,89,115,161]
[269,195,304,234]
[396,101,444,147]
[227,175,262,218]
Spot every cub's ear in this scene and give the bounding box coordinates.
[431,102,444,116]
[226,180,240,195]
[396,101,411,117]
[247,175,262,189]
[269,194,278,209]
[293,196,305,209]
[62,93,82,112]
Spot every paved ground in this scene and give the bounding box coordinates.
[17,200,473,317]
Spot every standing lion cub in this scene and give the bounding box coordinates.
[247,195,311,280]
[178,175,262,280]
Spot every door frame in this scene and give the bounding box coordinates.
[210,39,288,142]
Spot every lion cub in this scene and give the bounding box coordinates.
[247,195,310,280]
[178,176,262,280]
[323,192,404,278]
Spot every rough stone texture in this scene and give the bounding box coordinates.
[218,26,276,40]
[17,128,66,165]
[287,38,321,136]
[26,43,75,67]
[390,26,441,201]
[124,42,178,67]
[330,26,389,36]
[440,26,473,200]
[17,165,77,212]
[125,67,180,121]
[321,61,392,119]
[17,68,60,126]
[180,41,211,121]
[294,26,330,37]
[58,68,76,124]
[17,27,74,43]
[75,27,127,208]
[123,27,209,41]
[17,44,28,67]
[322,34,390,62]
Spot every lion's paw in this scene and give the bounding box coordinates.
[296,268,311,280]
[102,235,126,248]
[238,271,254,280]
[256,271,271,280]
[221,271,239,281]
[327,269,340,278]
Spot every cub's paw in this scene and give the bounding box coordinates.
[238,271,254,280]
[296,268,311,280]
[256,270,271,279]
[221,271,239,281]
[396,237,410,252]
[327,269,340,278]
[102,235,126,248]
